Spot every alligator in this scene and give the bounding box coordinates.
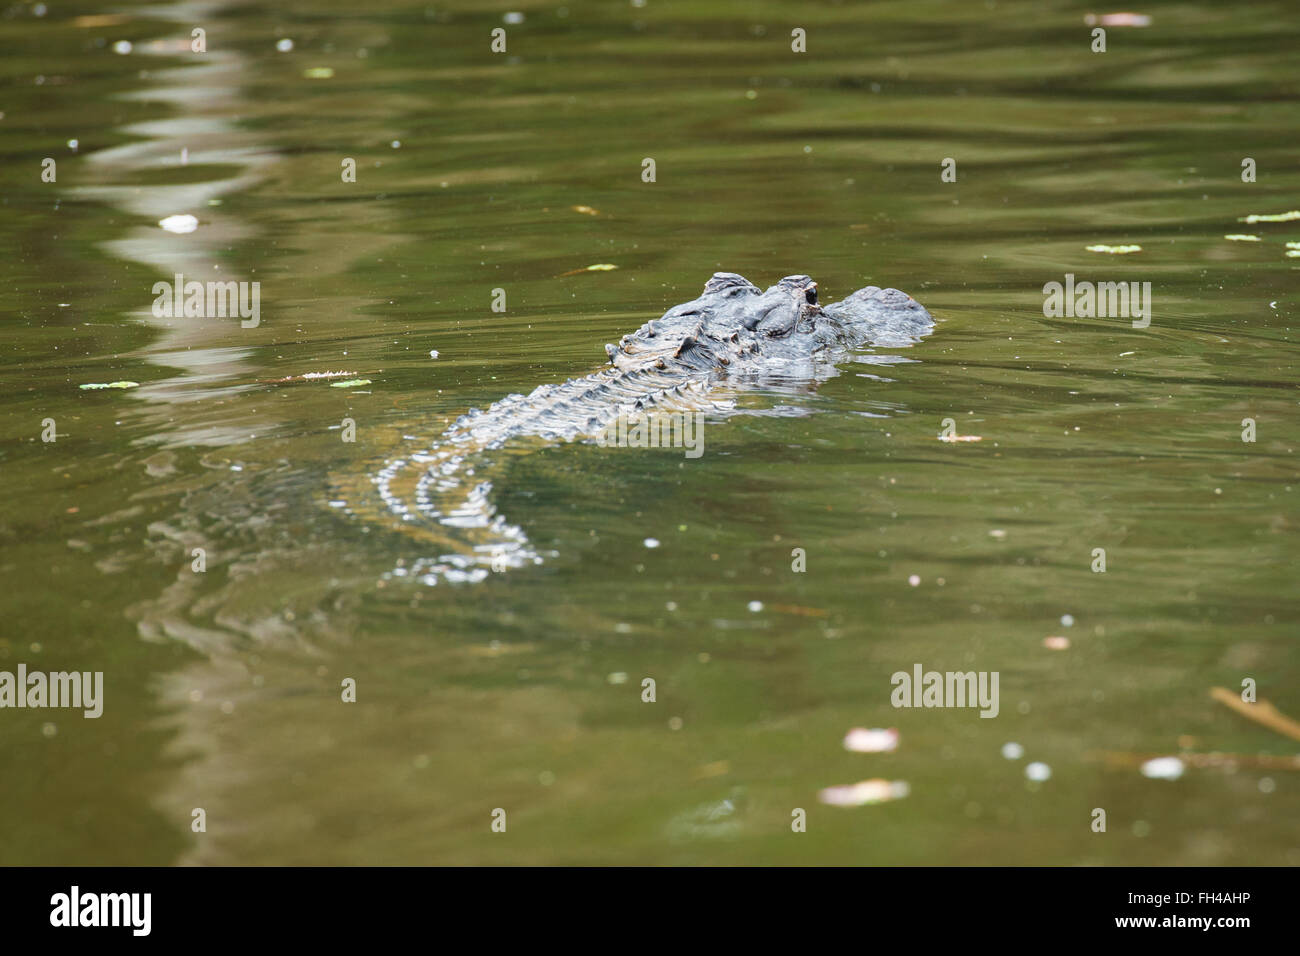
[344,273,934,583]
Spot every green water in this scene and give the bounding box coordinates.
[1,0,1296,865]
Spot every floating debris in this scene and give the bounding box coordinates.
[79,381,139,390]
[692,760,731,780]
[557,263,619,277]
[1084,13,1152,27]
[1043,635,1071,650]
[1001,742,1025,760]
[606,672,628,685]
[1093,750,1300,772]
[843,727,899,753]
[818,779,909,807]
[571,205,600,216]
[276,38,294,52]
[643,538,660,548]
[1060,614,1075,627]
[303,67,334,79]
[1210,686,1300,742]
[1025,761,1052,782]
[746,600,763,612]
[988,529,1007,539]
[1239,210,1300,223]
[329,378,371,388]
[768,603,829,618]
[1224,234,1261,241]
[158,214,198,234]
[72,14,130,27]
[1140,756,1186,781]
[1086,244,1142,254]
[666,788,746,840]
[907,574,921,586]
[938,433,982,442]
[264,370,357,384]
[429,350,440,359]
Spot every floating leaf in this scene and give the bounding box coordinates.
[1223,234,1260,241]
[818,779,909,807]
[1239,210,1300,223]
[303,67,335,79]
[557,263,619,277]
[1086,244,1141,254]
[80,381,139,390]
[329,378,372,388]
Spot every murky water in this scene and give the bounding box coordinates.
[1,1,1296,864]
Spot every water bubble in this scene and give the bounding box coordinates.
[276,38,294,52]
[1001,742,1024,760]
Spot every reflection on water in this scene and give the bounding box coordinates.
[0,0,1297,865]
[77,1,276,439]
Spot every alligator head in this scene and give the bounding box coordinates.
[607,272,934,380]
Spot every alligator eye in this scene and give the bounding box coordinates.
[805,286,817,305]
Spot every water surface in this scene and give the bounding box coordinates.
[1,0,1297,864]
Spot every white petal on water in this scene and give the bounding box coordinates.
[159,214,199,234]
[843,727,899,753]
[1139,756,1185,781]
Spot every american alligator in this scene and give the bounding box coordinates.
[346,273,933,583]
